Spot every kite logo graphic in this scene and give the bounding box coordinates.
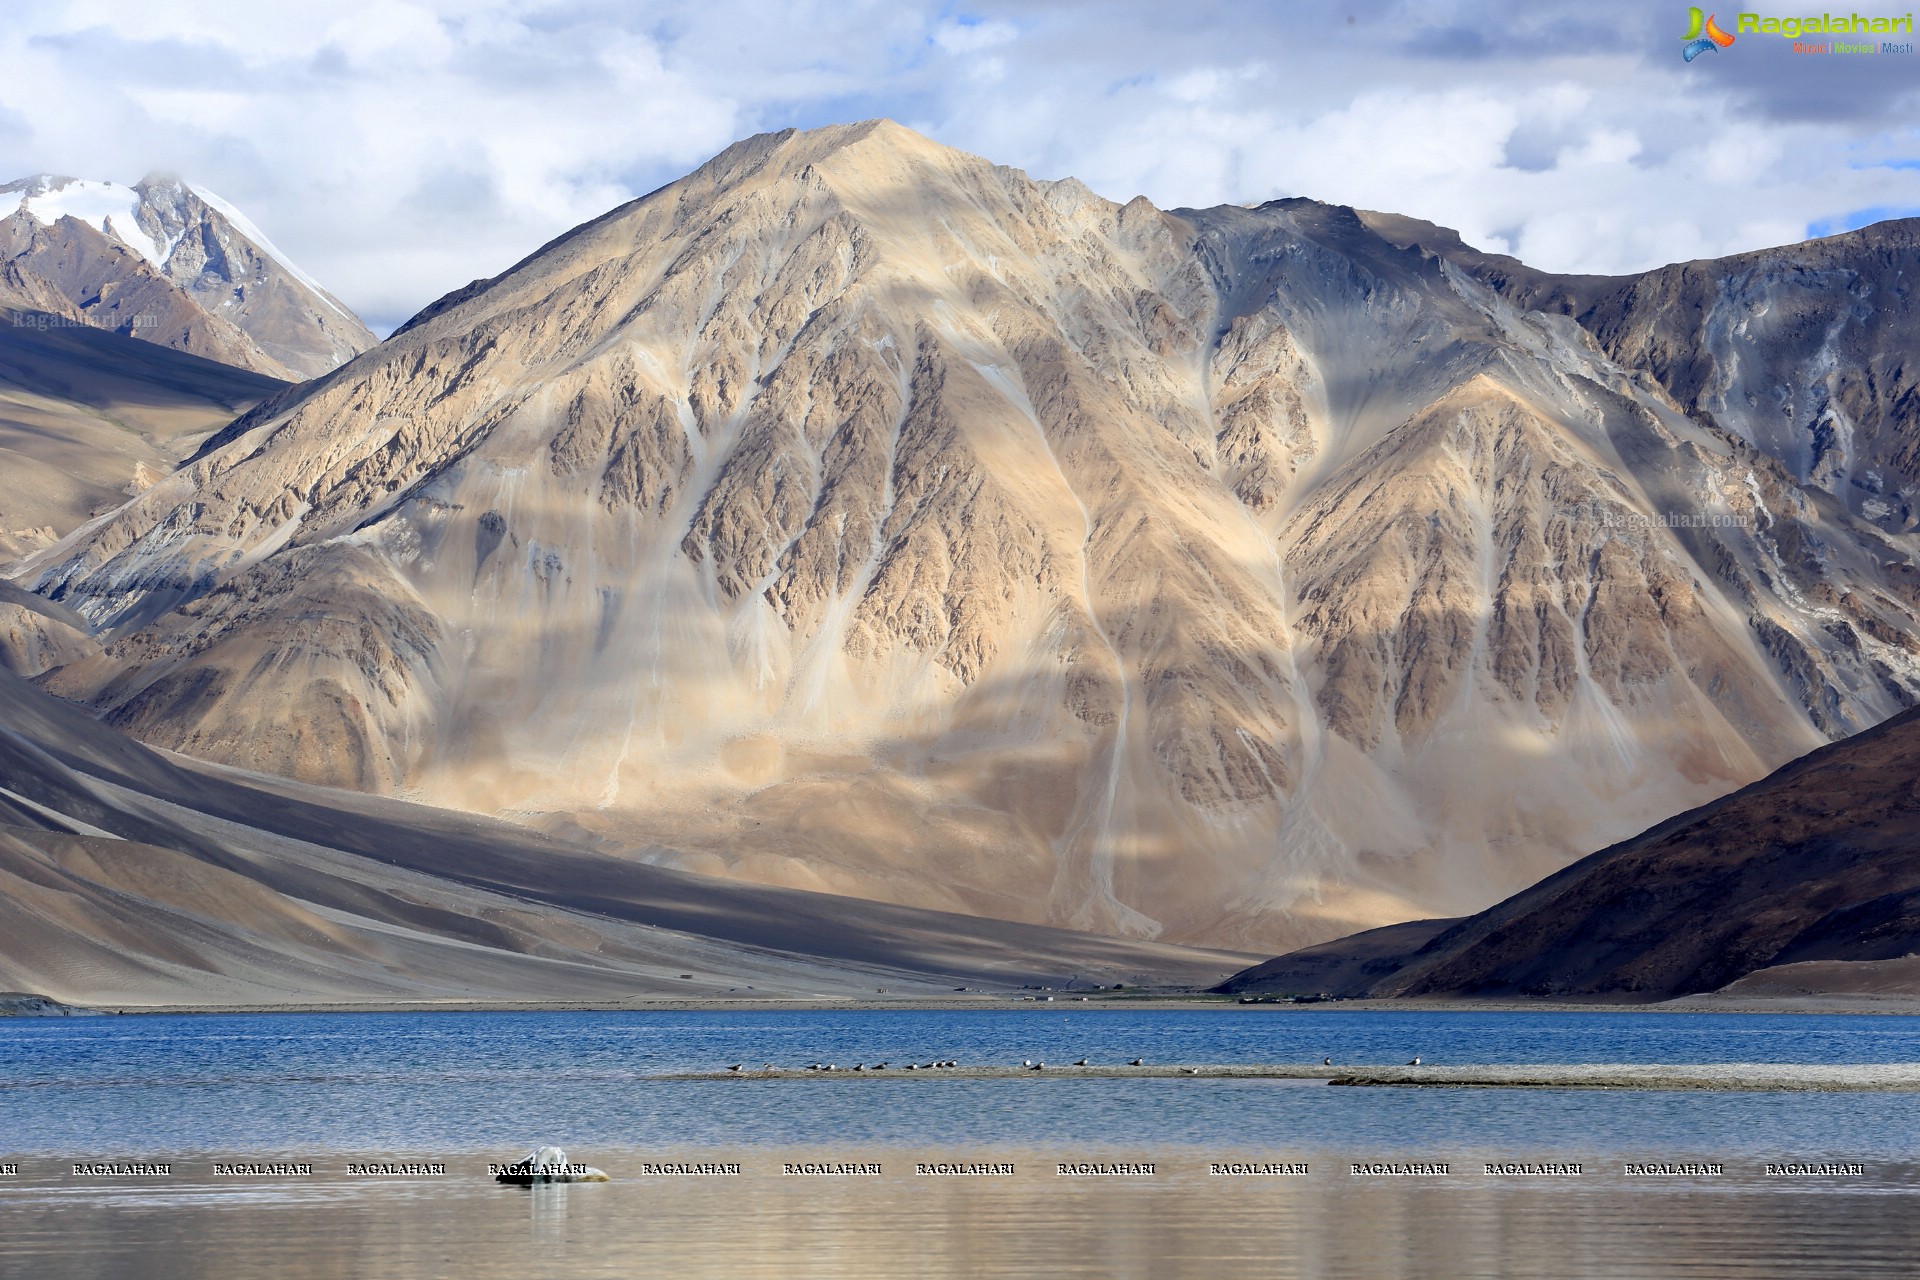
[1684,8,1737,58]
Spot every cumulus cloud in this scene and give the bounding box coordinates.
[2,0,1916,332]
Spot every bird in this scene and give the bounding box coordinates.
[904,1064,917,1071]
[1030,1061,1045,1070]
[1323,1057,1332,1066]
[1074,1058,1090,1066]
[1408,1057,1422,1066]
[728,1064,743,1073]
[1022,1059,1033,1068]
[1184,1067,1200,1075]
[853,1064,865,1071]
[763,1063,775,1071]
[1128,1058,1145,1067]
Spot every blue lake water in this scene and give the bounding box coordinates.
[3,1007,1919,1156]
[7,1008,1920,1279]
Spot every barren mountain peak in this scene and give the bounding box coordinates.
[778,116,950,156]
[680,119,1047,214]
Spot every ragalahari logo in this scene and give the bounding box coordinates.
[1683,7,1737,57]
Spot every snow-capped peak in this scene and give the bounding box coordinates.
[4,175,168,269]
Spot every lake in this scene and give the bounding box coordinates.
[3,1007,1918,1277]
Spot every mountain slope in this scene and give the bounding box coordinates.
[1,174,375,380]
[0,305,286,566]
[1220,704,1920,1000]
[1366,210,1920,545]
[0,578,94,677]
[0,666,1249,1006]
[17,122,1920,951]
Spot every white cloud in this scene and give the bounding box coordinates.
[934,18,1017,55]
[1,0,1915,332]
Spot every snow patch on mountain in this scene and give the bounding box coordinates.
[5,176,167,268]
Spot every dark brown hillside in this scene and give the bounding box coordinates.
[1222,706,1920,1000]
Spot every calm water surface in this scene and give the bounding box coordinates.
[3,1008,1918,1277]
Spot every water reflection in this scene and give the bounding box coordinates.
[528,1183,568,1250]
[3,1152,1917,1279]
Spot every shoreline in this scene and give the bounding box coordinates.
[32,992,1920,1017]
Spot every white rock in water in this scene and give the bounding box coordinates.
[495,1145,609,1183]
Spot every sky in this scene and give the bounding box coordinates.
[3,0,1918,334]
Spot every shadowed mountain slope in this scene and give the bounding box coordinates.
[0,308,286,567]
[1219,706,1920,1000]
[0,668,1252,1006]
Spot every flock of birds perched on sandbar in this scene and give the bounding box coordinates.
[720,1055,1427,1072]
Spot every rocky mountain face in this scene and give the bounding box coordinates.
[1219,702,1920,1001]
[1,174,375,380]
[17,122,1920,951]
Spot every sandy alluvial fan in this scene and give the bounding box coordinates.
[18,122,1920,951]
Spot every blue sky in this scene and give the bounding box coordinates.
[5,0,1917,333]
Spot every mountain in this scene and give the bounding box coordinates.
[0,664,1247,1007]
[15,122,1920,951]
[1217,703,1920,1001]
[1362,209,1920,550]
[0,577,95,677]
[1,174,375,380]
[0,303,286,566]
